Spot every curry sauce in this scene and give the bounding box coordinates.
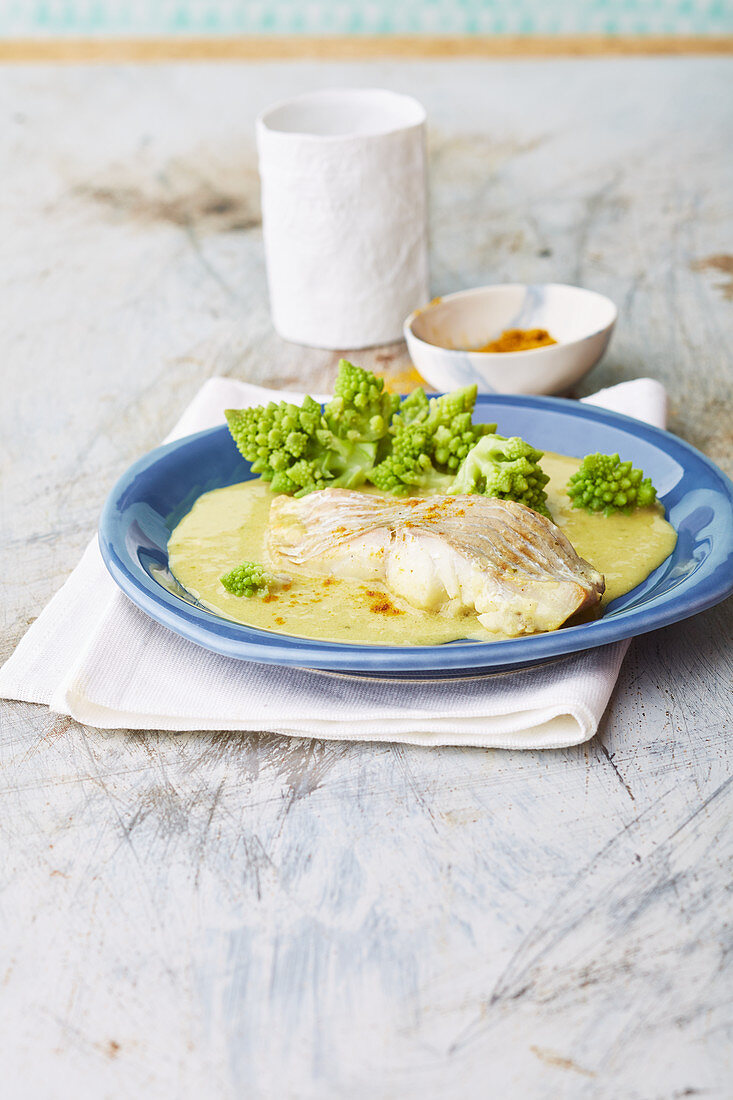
[167,453,677,646]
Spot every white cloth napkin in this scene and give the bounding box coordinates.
[0,376,667,749]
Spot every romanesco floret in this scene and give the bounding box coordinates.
[368,384,496,494]
[316,359,400,488]
[450,433,551,517]
[388,386,430,429]
[368,423,451,495]
[323,359,399,444]
[424,386,494,473]
[225,360,397,497]
[566,453,657,515]
[225,394,325,490]
[220,561,273,597]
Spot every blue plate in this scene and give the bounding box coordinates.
[98,395,733,674]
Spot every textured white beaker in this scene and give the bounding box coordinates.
[257,88,429,349]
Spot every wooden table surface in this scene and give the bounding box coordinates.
[1,58,732,1099]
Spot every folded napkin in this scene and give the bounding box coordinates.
[0,376,667,750]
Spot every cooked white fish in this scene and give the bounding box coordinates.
[267,489,605,637]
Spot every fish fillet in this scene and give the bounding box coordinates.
[267,489,605,636]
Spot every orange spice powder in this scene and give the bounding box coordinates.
[476,328,557,353]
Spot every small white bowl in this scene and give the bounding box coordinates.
[404,283,617,395]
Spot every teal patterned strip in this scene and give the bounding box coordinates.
[1,0,731,36]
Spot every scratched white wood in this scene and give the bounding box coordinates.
[1,59,732,1100]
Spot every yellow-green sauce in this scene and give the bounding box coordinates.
[167,452,677,646]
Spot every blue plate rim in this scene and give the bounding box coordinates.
[98,393,733,672]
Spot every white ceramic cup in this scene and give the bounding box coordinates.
[256,88,429,349]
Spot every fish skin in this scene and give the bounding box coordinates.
[267,489,605,636]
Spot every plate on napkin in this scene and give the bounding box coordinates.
[98,394,733,674]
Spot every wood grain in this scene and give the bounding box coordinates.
[1,58,732,1099]
[0,35,732,64]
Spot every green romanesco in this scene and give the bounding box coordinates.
[220,561,274,597]
[225,360,398,497]
[368,422,452,495]
[322,358,399,447]
[566,453,657,515]
[389,386,430,428]
[368,384,496,495]
[424,386,496,473]
[225,394,328,496]
[450,433,551,517]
